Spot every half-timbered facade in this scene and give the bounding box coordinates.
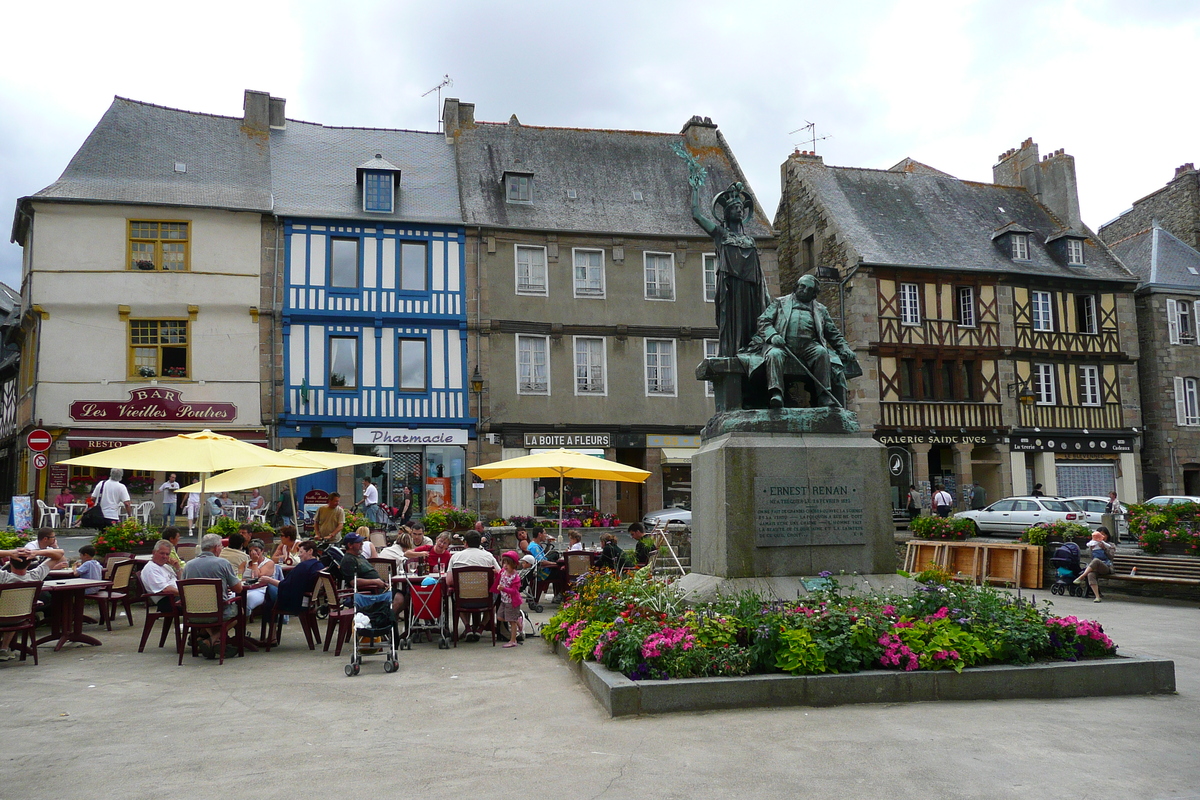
[775,140,1142,510]
[271,119,470,512]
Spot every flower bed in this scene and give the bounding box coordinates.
[910,515,976,541]
[542,569,1117,682]
[92,518,154,556]
[1127,502,1200,555]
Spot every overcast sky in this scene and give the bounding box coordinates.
[2,0,1197,287]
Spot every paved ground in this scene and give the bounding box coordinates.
[2,584,1198,800]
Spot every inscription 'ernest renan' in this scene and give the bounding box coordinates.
[755,477,864,548]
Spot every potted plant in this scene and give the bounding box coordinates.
[910,516,976,541]
[92,518,154,556]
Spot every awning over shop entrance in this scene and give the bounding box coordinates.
[65,428,269,449]
[660,448,698,465]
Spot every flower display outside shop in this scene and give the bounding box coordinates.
[1127,502,1200,555]
[542,568,1118,681]
[420,506,477,536]
[91,518,154,556]
[910,515,976,541]
[1019,520,1091,549]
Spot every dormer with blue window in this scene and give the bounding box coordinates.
[357,154,402,213]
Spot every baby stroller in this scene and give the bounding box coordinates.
[1049,541,1089,598]
[400,574,450,650]
[345,573,399,676]
[518,557,548,614]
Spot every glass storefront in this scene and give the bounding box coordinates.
[354,443,466,516]
[661,464,692,510]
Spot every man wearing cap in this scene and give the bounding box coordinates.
[339,533,402,616]
[0,542,65,660]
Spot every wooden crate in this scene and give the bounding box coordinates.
[904,541,1043,589]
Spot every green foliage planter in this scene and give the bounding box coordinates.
[92,518,154,556]
[910,516,976,541]
[0,528,32,550]
[421,506,477,536]
[543,569,1120,683]
[1126,502,1200,555]
[1020,521,1091,549]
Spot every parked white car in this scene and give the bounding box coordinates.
[954,496,1086,536]
[1142,495,1200,506]
[642,506,692,528]
[1062,496,1112,530]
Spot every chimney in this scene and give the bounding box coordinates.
[1175,163,1196,179]
[681,115,719,149]
[268,96,286,129]
[993,138,1081,229]
[442,98,475,141]
[243,90,271,133]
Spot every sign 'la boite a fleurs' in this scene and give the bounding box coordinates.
[69,387,237,422]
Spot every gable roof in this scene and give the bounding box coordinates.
[791,161,1132,282]
[453,120,773,238]
[270,121,461,224]
[28,97,273,213]
[1108,224,1200,290]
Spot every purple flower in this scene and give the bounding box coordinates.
[818,570,832,578]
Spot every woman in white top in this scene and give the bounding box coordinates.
[567,529,584,551]
[242,539,277,614]
[1073,526,1116,603]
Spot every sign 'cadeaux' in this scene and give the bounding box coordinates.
[70,388,237,422]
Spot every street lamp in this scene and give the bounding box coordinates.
[470,366,486,515]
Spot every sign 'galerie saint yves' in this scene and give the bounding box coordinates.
[69,388,237,422]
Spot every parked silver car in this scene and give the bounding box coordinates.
[642,506,692,528]
[954,496,1085,536]
[1142,495,1200,506]
[1062,496,1111,530]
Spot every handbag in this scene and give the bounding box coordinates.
[81,480,109,528]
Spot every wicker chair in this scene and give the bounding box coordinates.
[564,551,593,584]
[175,543,198,562]
[450,565,497,647]
[102,553,133,577]
[137,572,182,653]
[177,579,242,665]
[0,581,43,665]
[91,559,136,631]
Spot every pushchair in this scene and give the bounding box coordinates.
[400,573,450,650]
[518,558,548,614]
[344,573,399,676]
[1049,541,1089,598]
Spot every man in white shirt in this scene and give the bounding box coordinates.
[157,473,180,527]
[140,540,179,613]
[91,468,132,527]
[445,530,500,643]
[932,485,954,518]
[361,478,382,525]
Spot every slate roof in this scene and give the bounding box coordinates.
[1108,224,1200,291]
[793,162,1134,282]
[453,121,773,238]
[28,97,273,212]
[270,121,461,224]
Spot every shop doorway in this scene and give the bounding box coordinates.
[1184,466,1200,496]
[615,448,645,525]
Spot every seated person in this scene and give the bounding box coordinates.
[74,544,104,595]
[242,538,276,615]
[445,530,500,642]
[378,532,416,568]
[272,526,301,566]
[257,539,324,615]
[352,526,376,558]
[140,539,180,613]
[219,532,250,573]
[566,529,584,551]
[629,523,656,566]
[407,521,433,548]
[248,489,267,516]
[1073,527,1116,603]
[161,526,184,578]
[26,528,70,570]
[54,489,75,515]
[182,533,244,622]
[404,532,454,573]
[339,533,402,616]
[528,528,566,600]
[0,543,65,661]
[596,532,629,572]
[206,494,224,518]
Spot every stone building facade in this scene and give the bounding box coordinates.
[1100,163,1200,251]
[444,100,776,522]
[774,140,1142,511]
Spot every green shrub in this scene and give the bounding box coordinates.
[92,518,153,556]
[0,528,32,549]
[421,506,477,536]
[1020,520,1090,548]
[910,516,976,540]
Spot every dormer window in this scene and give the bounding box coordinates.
[1011,234,1030,261]
[1066,238,1085,265]
[504,171,533,204]
[355,154,401,214]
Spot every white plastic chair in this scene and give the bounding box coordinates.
[135,501,154,526]
[249,508,268,524]
[36,500,60,529]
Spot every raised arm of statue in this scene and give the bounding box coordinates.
[672,142,717,236]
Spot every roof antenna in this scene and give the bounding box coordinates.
[789,121,831,153]
[422,74,454,132]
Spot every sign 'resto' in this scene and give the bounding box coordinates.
[69,388,237,422]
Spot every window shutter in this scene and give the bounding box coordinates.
[1193,301,1200,344]
[1168,299,1180,344]
[1176,376,1188,425]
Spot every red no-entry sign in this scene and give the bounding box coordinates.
[26,429,53,453]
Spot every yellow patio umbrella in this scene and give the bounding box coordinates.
[180,450,386,524]
[59,429,319,535]
[470,448,650,538]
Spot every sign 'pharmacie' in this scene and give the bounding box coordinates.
[352,428,469,446]
[69,387,237,422]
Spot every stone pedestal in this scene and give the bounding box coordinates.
[677,430,898,600]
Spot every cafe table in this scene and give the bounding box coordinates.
[392,571,450,643]
[36,577,111,651]
[63,502,88,528]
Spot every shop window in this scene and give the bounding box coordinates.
[534,475,596,516]
[423,445,465,511]
[129,319,188,379]
[662,464,692,511]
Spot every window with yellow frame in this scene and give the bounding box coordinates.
[128,220,189,271]
[128,319,189,379]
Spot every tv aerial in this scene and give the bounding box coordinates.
[423,74,454,131]
[789,121,831,153]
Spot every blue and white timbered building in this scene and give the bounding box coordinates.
[272,122,471,511]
